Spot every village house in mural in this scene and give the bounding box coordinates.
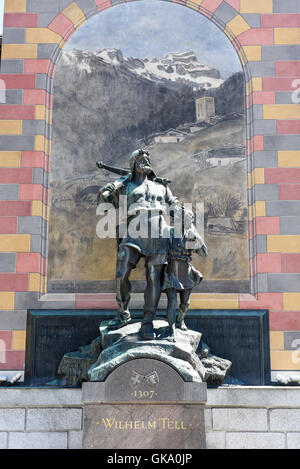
[47,1,248,295]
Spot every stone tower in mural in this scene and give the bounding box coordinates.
[196,96,215,122]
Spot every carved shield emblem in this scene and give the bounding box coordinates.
[144,371,159,386]
[130,371,144,388]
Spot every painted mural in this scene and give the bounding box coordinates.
[48,0,249,293]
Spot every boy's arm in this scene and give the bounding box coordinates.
[195,244,208,257]
[185,225,208,257]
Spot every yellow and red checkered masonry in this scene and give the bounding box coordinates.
[0,0,299,374]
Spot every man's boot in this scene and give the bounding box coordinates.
[107,296,131,330]
[140,311,156,340]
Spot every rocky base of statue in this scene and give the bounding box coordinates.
[57,319,231,386]
[57,336,101,386]
[198,340,233,386]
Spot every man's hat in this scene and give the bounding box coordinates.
[129,148,150,171]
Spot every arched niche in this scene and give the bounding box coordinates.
[43,0,253,296]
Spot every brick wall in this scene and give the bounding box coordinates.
[0,0,299,377]
[0,388,83,449]
[206,386,300,449]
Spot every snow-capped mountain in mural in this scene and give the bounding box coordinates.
[62,48,224,90]
[51,47,244,183]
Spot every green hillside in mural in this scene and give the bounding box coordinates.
[48,65,248,292]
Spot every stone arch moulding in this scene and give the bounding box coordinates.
[4,0,265,311]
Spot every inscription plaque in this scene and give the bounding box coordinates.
[185,309,270,385]
[25,309,270,385]
[82,359,207,449]
[107,359,183,402]
[24,310,112,384]
[83,404,206,449]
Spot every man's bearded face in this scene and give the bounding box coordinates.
[134,154,152,175]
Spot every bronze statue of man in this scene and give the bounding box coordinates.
[97,149,181,340]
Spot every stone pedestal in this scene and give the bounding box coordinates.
[82,358,207,449]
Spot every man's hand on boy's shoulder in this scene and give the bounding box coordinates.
[196,243,208,257]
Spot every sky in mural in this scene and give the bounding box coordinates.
[66,0,242,78]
